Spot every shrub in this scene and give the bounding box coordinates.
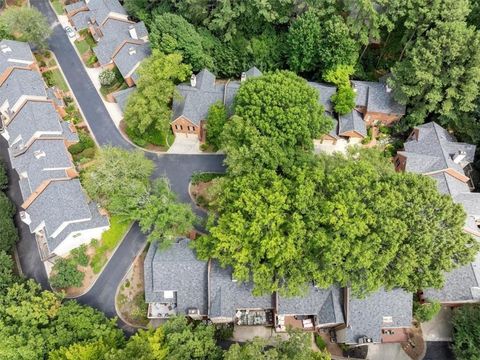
[452,304,480,360]
[99,69,115,87]
[315,334,326,350]
[70,244,89,267]
[68,131,95,155]
[0,161,7,190]
[49,258,84,288]
[215,324,234,341]
[86,54,97,67]
[43,71,55,87]
[413,300,441,323]
[191,172,224,185]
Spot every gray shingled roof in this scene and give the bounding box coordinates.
[308,82,337,113]
[338,110,366,136]
[0,40,34,75]
[352,80,405,115]
[245,66,262,78]
[209,261,274,319]
[26,179,94,251]
[113,42,151,81]
[144,239,208,316]
[277,285,344,326]
[70,10,91,30]
[338,289,412,344]
[0,68,46,111]
[65,0,86,13]
[9,139,73,199]
[112,87,136,112]
[7,101,63,148]
[93,19,148,66]
[423,252,480,302]
[401,122,476,175]
[87,0,126,25]
[172,67,261,126]
[52,201,109,251]
[401,121,480,303]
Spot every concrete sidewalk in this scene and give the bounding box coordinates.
[421,306,453,342]
[366,343,410,360]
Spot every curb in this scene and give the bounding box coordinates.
[188,181,209,216]
[114,242,149,330]
[63,222,134,299]
[13,247,23,277]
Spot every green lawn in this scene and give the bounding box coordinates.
[75,31,96,55]
[91,216,131,274]
[43,68,69,92]
[75,39,90,54]
[50,0,64,15]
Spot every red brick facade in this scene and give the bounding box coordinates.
[171,116,201,139]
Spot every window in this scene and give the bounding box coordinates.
[192,126,196,131]
[180,125,183,130]
[187,126,191,131]
[175,124,179,130]
[395,158,401,167]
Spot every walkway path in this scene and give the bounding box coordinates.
[9,0,226,333]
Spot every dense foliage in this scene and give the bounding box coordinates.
[205,102,228,151]
[82,147,154,216]
[452,304,480,360]
[123,50,191,145]
[121,0,480,145]
[413,299,441,323]
[194,72,478,296]
[0,7,51,49]
[83,148,195,244]
[0,161,18,254]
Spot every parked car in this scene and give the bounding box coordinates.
[65,26,76,39]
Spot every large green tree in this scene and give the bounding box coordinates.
[149,12,214,71]
[224,70,332,174]
[0,7,51,49]
[225,330,330,360]
[0,281,123,360]
[131,178,196,247]
[0,192,18,253]
[123,50,191,142]
[195,149,478,296]
[389,19,480,129]
[452,304,480,360]
[287,11,358,76]
[205,101,228,150]
[82,147,154,217]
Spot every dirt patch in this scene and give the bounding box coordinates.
[116,248,149,327]
[5,0,27,7]
[190,180,220,211]
[402,324,425,360]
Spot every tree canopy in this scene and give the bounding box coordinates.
[0,7,51,49]
[452,304,480,360]
[123,50,191,143]
[82,147,154,217]
[149,12,214,72]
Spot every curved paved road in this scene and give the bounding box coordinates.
[13,0,226,333]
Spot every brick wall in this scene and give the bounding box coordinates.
[171,116,201,139]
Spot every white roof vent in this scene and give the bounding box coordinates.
[386,84,392,93]
[33,150,46,159]
[19,171,28,179]
[129,26,138,40]
[190,74,196,87]
[453,150,467,164]
[128,47,136,56]
[240,72,247,82]
[1,45,12,53]
[382,316,393,324]
[164,290,174,299]
[20,211,31,225]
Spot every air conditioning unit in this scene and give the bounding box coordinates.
[187,308,200,315]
